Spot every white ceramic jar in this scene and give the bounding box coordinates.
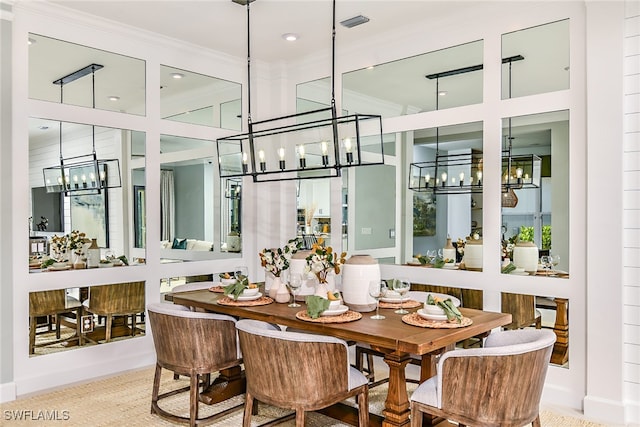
[464,239,483,271]
[289,250,314,300]
[512,241,539,274]
[341,255,380,312]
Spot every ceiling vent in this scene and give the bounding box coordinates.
[340,15,370,28]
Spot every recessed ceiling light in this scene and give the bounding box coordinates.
[171,73,184,79]
[438,90,448,96]
[282,33,298,41]
[28,38,36,45]
[38,125,49,130]
[108,96,120,101]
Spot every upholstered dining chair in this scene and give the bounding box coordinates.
[29,289,83,355]
[236,319,370,427]
[410,328,556,427]
[147,302,244,427]
[83,281,145,343]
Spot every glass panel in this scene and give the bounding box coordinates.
[29,118,146,270]
[29,282,146,356]
[409,122,483,270]
[343,40,483,119]
[353,164,396,251]
[28,34,146,116]
[500,111,569,277]
[501,19,570,99]
[160,65,242,130]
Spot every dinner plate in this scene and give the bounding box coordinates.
[509,271,530,276]
[235,292,262,301]
[442,263,457,269]
[417,309,449,322]
[48,265,71,271]
[380,295,411,303]
[321,305,349,317]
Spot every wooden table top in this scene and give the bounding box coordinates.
[172,289,512,356]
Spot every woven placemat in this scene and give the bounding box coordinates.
[402,312,473,328]
[295,310,362,323]
[379,299,422,309]
[217,296,273,306]
[208,285,225,293]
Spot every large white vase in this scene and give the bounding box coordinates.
[464,239,483,271]
[512,241,539,274]
[341,255,379,312]
[290,250,314,300]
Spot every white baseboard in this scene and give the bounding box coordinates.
[0,381,17,403]
[583,395,626,425]
[625,401,640,426]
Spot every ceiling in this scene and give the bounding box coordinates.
[47,0,470,63]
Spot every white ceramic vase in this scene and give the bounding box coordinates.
[341,255,380,312]
[464,239,483,271]
[268,274,283,299]
[290,250,314,300]
[512,241,539,274]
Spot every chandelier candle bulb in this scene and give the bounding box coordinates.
[476,170,482,185]
[321,141,329,166]
[298,145,306,168]
[278,147,286,170]
[242,152,248,174]
[425,173,430,187]
[441,172,447,187]
[259,150,266,172]
[459,172,465,186]
[344,138,353,164]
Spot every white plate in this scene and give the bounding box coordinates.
[441,264,457,269]
[235,292,262,301]
[509,271,530,276]
[417,309,448,321]
[380,295,411,303]
[48,265,71,271]
[321,305,349,316]
[423,293,461,307]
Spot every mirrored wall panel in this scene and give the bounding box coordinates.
[29,118,146,271]
[501,19,570,99]
[408,122,484,270]
[29,281,146,357]
[160,65,242,130]
[159,135,240,261]
[342,40,483,119]
[28,34,146,116]
[500,111,569,277]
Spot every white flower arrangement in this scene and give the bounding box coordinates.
[259,238,302,277]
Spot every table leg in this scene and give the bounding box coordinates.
[551,298,569,366]
[382,352,411,427]
[199,366,245,405]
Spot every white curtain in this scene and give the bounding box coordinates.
[160,170,175,241]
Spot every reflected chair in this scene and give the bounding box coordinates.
[236,319,369,426]
[501,292,542,330]
[410,329,556,427]
[147,303,244,427]
[83,281,145,343]
[29,289,83,355]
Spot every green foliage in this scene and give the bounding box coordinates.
[518,226,534,242]
[542,225,552,250]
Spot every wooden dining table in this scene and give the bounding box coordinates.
[172,288,512,427]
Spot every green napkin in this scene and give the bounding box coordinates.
[305,295,330,319]
[223,275,249,300]
[426,294,462,323]
[501,262,516,274]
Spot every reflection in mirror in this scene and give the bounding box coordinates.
[160,65,242,130]
[29,282,146,356]
[409,122,483,270]
[159,135,240,261]
[296,179,331,248]
[221,178,242,252]
[500,111,569,277]
[501,292,568,367]
[343,40,483,119]
[28,33,146,115]
[29,118,146,270]
[501,19,569,99]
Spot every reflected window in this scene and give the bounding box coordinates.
[500,111,569,277]
[161,65,242,130]
[343,40,483,119]
[28,34,146,116]
[502,19,570,99]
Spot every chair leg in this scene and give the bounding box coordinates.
[295,409,305,426]
[189,373,199,427]
[55,314,61,339]
[105,314,112,342]
[151,363,162,414]
[75,307,83,346]
[410,404,422,427]
[29,316,36,355]
[532,414,541,427]
[131,314,137,337]
[243,392,254,427]
[357,389,369,426]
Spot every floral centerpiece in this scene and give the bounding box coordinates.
[305,238,347,284]
[259,238,302,277]
[50,234,68,261]
[68,230,89,261]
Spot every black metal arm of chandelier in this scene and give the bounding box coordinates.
[217,0,384,183]
[42,63,122,196]
[409,54,540,196]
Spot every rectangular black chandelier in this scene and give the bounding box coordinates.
[217,106,384,183]
[43,152,121,196]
